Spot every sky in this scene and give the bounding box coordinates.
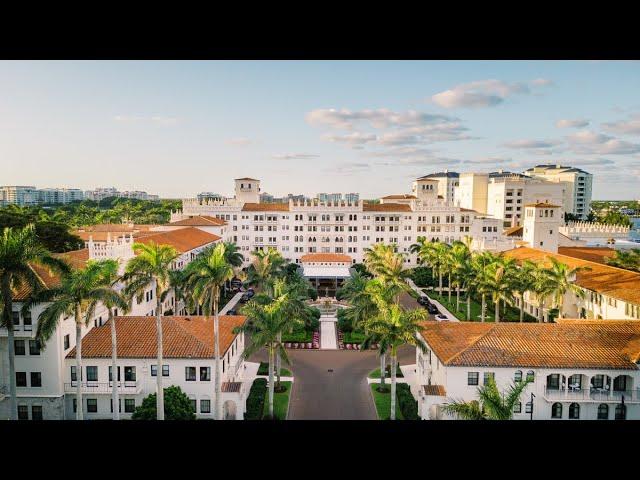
[1,60,639,200]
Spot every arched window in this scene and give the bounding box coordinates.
[526,370,535,382]
[514,370,523,382]
[615,404,626,420]
[551,402,562,419]
[569,403,580,419]
[597,404,608,420]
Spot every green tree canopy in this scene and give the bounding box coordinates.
[132,385,196,420]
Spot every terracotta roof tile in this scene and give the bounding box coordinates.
[362,202,412,212]
[418,320,640,370]
[241,203,289,212]
[67,315,246,359]
[169,215,227,227]
[423,385,446,396]
[300,253,352,263]
[524,202,561,208]
[503,246,640,305]
[503,225,524,237]
[381,194,417,200]
[557,247,617,265]
[135,227,221,253]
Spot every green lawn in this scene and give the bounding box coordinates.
[257,362,291,377]
[343,331,366,344]
[425,290,537,323]
[368,365,404,378]
[370,384,403,420]
[263,381,292,420]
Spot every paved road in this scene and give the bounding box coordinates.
[248,346,416,420]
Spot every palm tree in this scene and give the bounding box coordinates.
[529,262,555,323]
[485,257,517,322]
[513,261,536,322]
[83,259,129,421]
[0,225,69,420]
[449,241,471,312]
[410,239,450,294]
[362,302,429,420]
[470,251,497,322]
[246,247,286,295]
[31,259,122,420]
[605,248,640,272]
[182,243,235,419]
[236,293,293,419]
[123,241,179,420]
[222,241,244,293]
[441,377,531,420]
[547,257,591,319]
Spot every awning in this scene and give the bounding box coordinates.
[302,266,351,278]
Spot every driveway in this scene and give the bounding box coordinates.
[248,346,416,420]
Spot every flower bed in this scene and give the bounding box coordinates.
[337,328,377,350]
[284,330,319,349]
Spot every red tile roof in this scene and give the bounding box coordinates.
[169,215,227,227]
[503,246,640,305]
[418,320,640,370]
[381,194,417,200]
[135,227,220,253]
[241,203,289,211]
[557,247,617,265]
[67,315,247,359]
[300,253,352,263]
[362,202,412,212]
[423,385,446,396]
[524,202,561,208]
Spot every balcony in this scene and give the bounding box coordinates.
[64,381,142,395]
[0,325,34,337]
[543,387,640,403]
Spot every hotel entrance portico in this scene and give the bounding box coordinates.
[300,253,352,297]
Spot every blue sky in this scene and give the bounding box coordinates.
[1,60,639,199]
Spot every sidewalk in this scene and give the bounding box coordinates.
[406,279,459,322]
[219,291,244,315]
[320,315,338,349]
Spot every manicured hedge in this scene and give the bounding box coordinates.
[407,266,436,288]
[396,383,419,420]
[245,378,267,420]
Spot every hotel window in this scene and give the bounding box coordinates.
[514,370,522,382]
[109,366,121,382]
[513,402,522,414]
[200,367,211,381]
[568,403,580,419]
[86,366,98,382]
[110,399,121,413]
[124,399,136,413]
[12,311,19,326]
[525,402,533,414]
[18,405,29,420]
[16,372,27,387]
[547,374,560,390]
[185,367,196,381]
[64,334,70,350]
[14,340,26,355]
[483,372,495,385]
[31,405,43,420]
[526,370,535,382]
[190,399,197,413]
[551,403,562,419]
[597,404,609,420]
[200,399,211,414]
[467,372,479,386]
[30,372,42,387]
[124,366,136,382]
[87,399,98,413]
[23,311,32,330]
[615,404,626,420]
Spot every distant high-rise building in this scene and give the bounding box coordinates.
[344,193,360,203]
[85,187,159,202]
[0,186,39,206]
[415,170,460,204]
[524,164,593,219]
[317,193,345,203]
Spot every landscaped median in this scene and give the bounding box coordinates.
[245,377,293,420]
[369,383,419,420]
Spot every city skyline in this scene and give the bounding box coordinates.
[2,61,639,199]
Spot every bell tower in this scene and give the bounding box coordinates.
[523,202,561,253]
[234,177,261,204]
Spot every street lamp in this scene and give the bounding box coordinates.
[530,392,536,421]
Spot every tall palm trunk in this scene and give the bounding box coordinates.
[213,295,222,420]
[276,332,282,388]
[390,350,397,420]
[379,352,386,389]
[75,305,83,420]
[519,293,524,322]
[155,288,164,420]
[481,294,486,322]
[438,268,442,294]
[466,295,471,321]
[267,345,275,418]
[538,298,545,323]
[110,309,119,420]
[448,274,452,303]
[456,285,460,312]
[494,300,500,323]
[2,277,18,420]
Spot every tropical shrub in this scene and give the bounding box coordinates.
[131,385,196,420]
[396,383,419,420]
[407,266,436,288]
[245,378,268,420]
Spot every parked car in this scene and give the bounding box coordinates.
[417,296,431,306]
[427,304,439,315]
[227,309,237,315]
[245,289,255,298]
[239,293,250,303]
[435,314,449,321]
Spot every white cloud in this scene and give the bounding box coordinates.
[431,79,550,109]
[556,119,590,128]
[226,137,253,146]
[565,130,640,155]
[272,153,320,160]
[531,78,554,86]
[323,132,377,146]
[503,139,561,149]
[306,108,456,130]
[602,116,640,135]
